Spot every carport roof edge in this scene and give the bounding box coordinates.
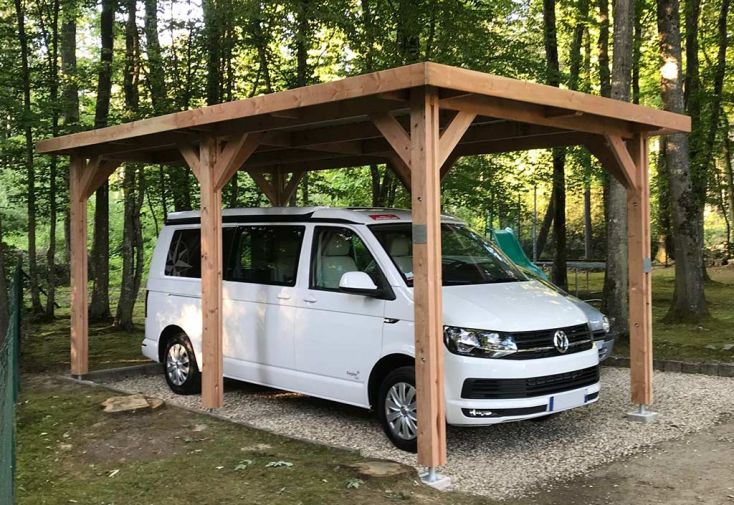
[36,62,690,157]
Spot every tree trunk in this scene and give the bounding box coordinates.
[597,0,611,98]
[657,0,708,322]
[60,0,79,269]
[251,2,273,93]
[15,0,44,314]
[600,0,634,335]
[683,0,701,162]
[632,0,642,104]
[655,139,673,263]
[695,0,730,197]
[144,0,169,113]
[115,0,142,330]
[42,0,61,319]
[89,0,115,322]
[535,189,555,258]
[725,129,734,257]
[0,215,8,339]
[396,0,420,63]
[542,0,568,289]
[204,0,221,106]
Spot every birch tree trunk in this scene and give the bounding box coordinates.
[657,0,708,321]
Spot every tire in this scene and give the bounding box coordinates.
[163,333,201,395]
[377,366,418,453]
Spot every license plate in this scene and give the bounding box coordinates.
[550,389,586,412]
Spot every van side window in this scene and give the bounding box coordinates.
[311,227,380,290]
[227,226,304,286]
[165,227,238,279]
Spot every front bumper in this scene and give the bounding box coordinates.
[594,335,616,362]
[444,347,600,425]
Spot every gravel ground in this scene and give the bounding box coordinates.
[102,368,734,500]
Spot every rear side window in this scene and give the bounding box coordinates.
[227,226,304,286]
[164,227,238,279]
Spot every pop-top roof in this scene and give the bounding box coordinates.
[165,207,463,225]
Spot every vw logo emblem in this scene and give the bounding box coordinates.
[553,330,569,353]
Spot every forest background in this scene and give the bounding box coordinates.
[0,0,731,339]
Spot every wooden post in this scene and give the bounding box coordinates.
[410,87,447,468]
[178,132,261,409]
[198,136,225,409]
[69,155,88,376]
[627,134,653,405]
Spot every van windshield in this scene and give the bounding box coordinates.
[370,223,527,286]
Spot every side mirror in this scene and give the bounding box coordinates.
[338,271,381,296]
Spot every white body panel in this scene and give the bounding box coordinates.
[144,207,601,425]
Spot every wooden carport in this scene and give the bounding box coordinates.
[37,62,690,475]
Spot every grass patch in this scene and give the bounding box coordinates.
[17,377,494,505]
[21,289,149,373]
[575,265,734,363]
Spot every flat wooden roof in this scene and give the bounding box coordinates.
[36,62,690,173]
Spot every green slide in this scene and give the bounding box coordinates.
[492,227,549,281]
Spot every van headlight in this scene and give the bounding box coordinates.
[602,316,610,333]
[443,326,518,358]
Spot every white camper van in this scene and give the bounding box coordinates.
[143,207,600,451]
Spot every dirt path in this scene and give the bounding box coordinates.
[514,416,734,505]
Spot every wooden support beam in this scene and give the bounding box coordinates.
[69,155,88,376]
[197,136,224,409]
[215,133,262,190]
[440,94,635,139]
[249,171,278,204]
[82,159,122,200]
[604,134,640,190]
[178,142,201,180]
[626,134,653,405]
[282,170,306,204]
[177,133,262,410]
[410,87,447,468]
[370,112,412,167]
[385,153,412,190]
[438,111,476,167]
[585,136,635,189]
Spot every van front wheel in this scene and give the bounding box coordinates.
[163,333,201,395]
[378,366,418,453]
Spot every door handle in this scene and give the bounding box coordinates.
[304,296,317,303]
[277,293,291,300]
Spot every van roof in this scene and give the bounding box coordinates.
[165,207,464,226]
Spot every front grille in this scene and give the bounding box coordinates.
[504,323,594,360]
[461,365,600,399]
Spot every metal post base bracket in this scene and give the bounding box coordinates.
[419,469,452,491]
[626,404,658,423]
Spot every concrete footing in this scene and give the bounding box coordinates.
[627,405,658,423]
[420,469,451,490]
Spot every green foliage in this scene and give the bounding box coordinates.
[0,0,732,309]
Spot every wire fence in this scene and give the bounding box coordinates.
[1,265,23,505]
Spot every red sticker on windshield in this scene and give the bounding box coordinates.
[369,214,400,221]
